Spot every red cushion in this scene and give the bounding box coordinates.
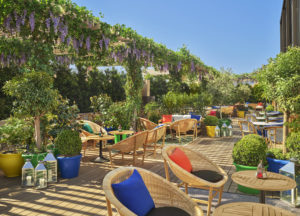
[209,110,216,116]
[162,115,172,123]
[169,148,192,172]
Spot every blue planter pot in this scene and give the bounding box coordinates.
[267,157,289,173]
[57,154,82,178]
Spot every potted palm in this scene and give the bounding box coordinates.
[203,116,219,137]
[232,134,268,194]
[0,117,33,177]
[55,129,82,178]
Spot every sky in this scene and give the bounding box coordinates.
[72,0,283,74]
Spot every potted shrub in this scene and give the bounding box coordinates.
[203,116,219,137]
[266,148,289,173]
[55,129,82,178]
[0,117,33,177]
[236,105,247,118]
[232,134,268,194]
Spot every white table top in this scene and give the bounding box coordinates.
[252,122,283,127]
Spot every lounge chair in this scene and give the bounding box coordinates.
[144,125,166,157]
[170,119,198,143]
[139,117,158,130]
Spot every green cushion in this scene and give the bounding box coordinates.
[83,123,94,134]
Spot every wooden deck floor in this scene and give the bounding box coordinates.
[0,118,280,215]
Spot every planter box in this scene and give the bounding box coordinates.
[57,154,82,178]
[206,126,216,138]
[267,157,289,173]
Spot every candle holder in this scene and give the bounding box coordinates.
[34,161,47,189]
[44,150,57,183]
[22,159,34,187]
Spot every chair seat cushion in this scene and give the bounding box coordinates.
[192,170,223,183]
[83,123,94,134]
[146,207,190,216]
[111,169,155,216]
[169,148,192,172]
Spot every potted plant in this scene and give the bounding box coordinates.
[266,148,289,173]
[203,116,219,137]
[0,117,33,177]
[236,105,247,118]
[232,134,268,194]
[55,129,82,178]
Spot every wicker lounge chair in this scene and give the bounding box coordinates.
[265,126,284,149]
[238,120,257,137]
[139,117,158,130]
[144,125,166,157]
[170,119,198,143]
[103,166,203,216]
[107,131,148,167]
[162,145,228,216]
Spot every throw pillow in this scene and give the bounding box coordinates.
[169,148,192,172]
[82,123,94,134]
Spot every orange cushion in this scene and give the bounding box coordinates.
[169,148,192,172]
[162,115,172,123]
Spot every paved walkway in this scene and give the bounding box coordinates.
[0,118,298,215]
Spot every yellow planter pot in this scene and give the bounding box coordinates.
[0,153,24,177]
[237,111,245,118]
[206,126,216,138]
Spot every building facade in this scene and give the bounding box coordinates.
[280,0,300,52]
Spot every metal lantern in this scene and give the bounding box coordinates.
[22,159,34,187]
[215,125,220,137]
[44,150,57,183]
[227,125,233,137]
[34,161,47,189]
[280,159,300,207]
[221,123,227,137]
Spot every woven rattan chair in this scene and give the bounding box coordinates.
[103,167,203,216]
[170,119,198,143]
[107,131,148,167]
[139,117,158,130]
[238,120,257,137]
[265,126,284,149]
[144,125,166,157]
[162,145,228,216]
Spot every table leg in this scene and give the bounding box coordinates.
[94,140,110,163]
[259,190,265,203]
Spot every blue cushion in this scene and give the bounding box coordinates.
[112,169,155,216]
[154,124,165,129]
[82,123,93,133]
[191,115,201,121]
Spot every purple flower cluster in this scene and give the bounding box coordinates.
[66,37,72,46]
[86,36,91,51]
[0,53,27,67]
[104,38,110,50]
[191,61,195,72]
[163,62,169,72]
[59,23,68,43]
[4,15,12,31]
[177,61,182,71]
[45,18,51,31]
[29,12,35,32]
[98,40,103,50]
[21,10,27,25]
[14,11,22,33]
[73,38,79,52]
[55,55,71,65]
[79,35,84,48]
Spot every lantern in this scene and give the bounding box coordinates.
[44,150,57,183]
[280,159,300,207]
[221,123,227,137]
[35,161,47,189]
[215,125,220,137]
[22,159,34,187]
[228,125,233,137]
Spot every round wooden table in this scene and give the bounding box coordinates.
[231,170,296,203]
[109,130,134,136]
[213,202,295,216]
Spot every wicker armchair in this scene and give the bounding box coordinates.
[103,167,203,216]
[162,145,228,216]
[139,117,158,130]
[265,126,284,149]
[170,119,198,143]
[238,120,257,137]
[144,125,166,157]
[107,131,148,167]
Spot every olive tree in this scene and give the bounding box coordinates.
[258,47,300,153]
[3,71,59,149]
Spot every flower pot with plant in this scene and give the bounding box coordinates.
[232,134,268,194]
[236,105,247,118]
[266,148,289,173]
[55,130,82,178]
[203,116,219,137]
[0,117,33,177]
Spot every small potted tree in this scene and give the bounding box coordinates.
[203,115,219,137]
[55,129,82,178]
[232,134,268,194]
[0,117,33,177]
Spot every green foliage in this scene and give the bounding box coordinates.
[232,134,268,166]
[55,129,82,157]
[249,84,265,103]
[0,117,33,152]
[147,75,169,100]
[90,94,112,114]
[3,71,59,117]
[105,102,133,129]
[265,105,274,112]
[144,102,161,123]
[266,148,289,160]
[287,116,300,133]
[286,132,300,161]
[234,84,251,103]
[203,116,219,126]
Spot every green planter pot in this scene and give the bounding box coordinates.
[22,152,47,167]
[233,163,268,194]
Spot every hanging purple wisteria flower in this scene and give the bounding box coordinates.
[21,10,27,25]
[79,35,84,48]
[59,24,68,43]
[86,36,91,51]
[45,18,51,31]
[52,17,60,34]
[66,36,72,46]
[15,12,22,33]
[73,38,79,52]
[191,61,195,72]
[98,40,103,50]
[4,15,12,31]
[177,61,182,71]
[29,12,35,32]
[104,38,110,50]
